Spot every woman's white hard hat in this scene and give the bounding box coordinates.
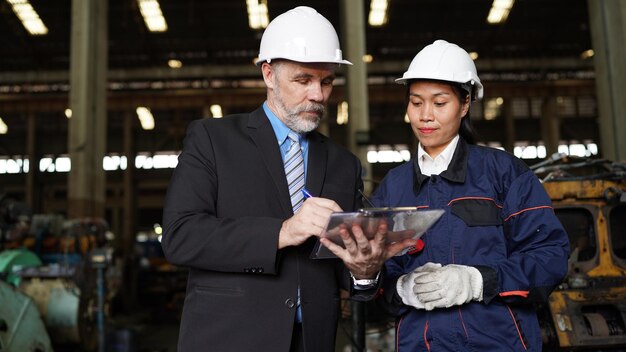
[256,6,352,66]
[396,40,483,101]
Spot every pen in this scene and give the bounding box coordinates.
[359,189,375,208]
[302,188,313,199]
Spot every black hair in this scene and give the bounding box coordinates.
[405,79,478,145]
[450,83,477,145]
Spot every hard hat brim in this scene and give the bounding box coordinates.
[255,57,352,66]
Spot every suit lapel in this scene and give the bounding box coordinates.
[306,131,328,197]
[247,107,293,215]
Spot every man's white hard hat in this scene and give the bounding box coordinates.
[256,6,352,66]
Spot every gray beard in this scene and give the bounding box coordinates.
[280,102,324,133]
[272,85,325,133]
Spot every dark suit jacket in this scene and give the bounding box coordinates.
[162,106,368,351]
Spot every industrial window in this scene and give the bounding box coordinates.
[530,98,542,118]
[511,97,529,118]
[483,97,503,120]
[557,96,577,117]
[577,96,597,117]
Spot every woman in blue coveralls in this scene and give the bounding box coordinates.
[372,40,570,351]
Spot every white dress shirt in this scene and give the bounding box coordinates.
[417,135,460,176]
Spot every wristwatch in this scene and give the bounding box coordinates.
[350,271,380,289]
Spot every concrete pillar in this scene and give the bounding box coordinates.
[25,112,38,211]
[587,0,626,161]
[122,110,137,309]
[123,111,136,255]
[503,98,515,153]
[541,97,560,157]
[67,0,108,217]
[339,1,370,350]
[340,0,372,194]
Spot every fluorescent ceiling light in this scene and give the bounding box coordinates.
[138,0,168,32]
[136,106,155,130]
[487,0,515,24]
[246,0,269,30]
[6,0,48,35]
[210,104,223,118]
[368,0,389,26]
[580,49,594,59]
[168,59,182,68]
[0,118,7,134]
[337,101,348,125]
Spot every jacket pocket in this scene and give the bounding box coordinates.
[450,198,503,226]
[195,285,244,297]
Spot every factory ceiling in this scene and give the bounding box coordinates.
[0,0,593,84]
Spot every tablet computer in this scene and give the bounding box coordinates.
[311,207,444,259]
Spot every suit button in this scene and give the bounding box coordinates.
[285,298,295,309]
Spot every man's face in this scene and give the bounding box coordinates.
[262,60,336,133]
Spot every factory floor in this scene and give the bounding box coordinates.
[105,307,180,352]
[103,307,394,352]
[121,321,179,352]
[95,270,394,352]
[80,265,396,352]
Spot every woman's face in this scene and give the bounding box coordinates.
[406,80,470,158]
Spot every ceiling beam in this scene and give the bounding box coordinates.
[0,57,594,84]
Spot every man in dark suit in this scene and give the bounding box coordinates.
[162,6,417,352]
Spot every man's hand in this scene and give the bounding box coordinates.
[278,197,342,249]
[319,222,418,279]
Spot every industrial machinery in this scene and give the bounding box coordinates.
[0,280,54,352]
[0,197,53,352]
[1,199,118,352]
[533,156,626,350]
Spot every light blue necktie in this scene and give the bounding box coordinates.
[284,131,305,322]
[284,132,305,213]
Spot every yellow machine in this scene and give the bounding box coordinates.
[533,156,626,350]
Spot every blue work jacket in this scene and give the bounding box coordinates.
[372,139,569,351]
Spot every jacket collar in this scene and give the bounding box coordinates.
[413,137,468,192]
[246,106,328,215]
[247,107,293,215]
[305,131,328,199]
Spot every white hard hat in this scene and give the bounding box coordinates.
[256,6,352,66]
[396,40,483,101]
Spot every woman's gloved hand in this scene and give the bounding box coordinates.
[413,262,483,310]
[396,268,431,309]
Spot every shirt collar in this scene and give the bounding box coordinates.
[417,134,460,168]
[413,136,468,192]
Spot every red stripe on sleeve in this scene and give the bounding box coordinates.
[504,205,552,222]
[499,290,530,298]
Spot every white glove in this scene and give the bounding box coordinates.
[412,262,483,311]
[396,264,444,309]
